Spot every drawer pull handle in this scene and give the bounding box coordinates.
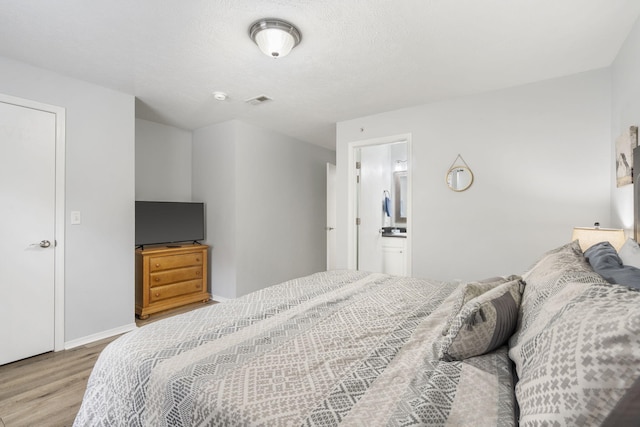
[196,271,200,276]
[196,284,201,289]
[155,292,160,297]
[155,263,160,267]
[155,278,160,282]
[196,258,200,262]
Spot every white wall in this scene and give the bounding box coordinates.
[337,69,611,281]
[611,15,640,231]
[193,120,335,298]
[235,121,336,296]
[135,118,192,201]
[0,56,135,343]
[192,121,238,299]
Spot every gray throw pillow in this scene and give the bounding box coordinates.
[440,275,519,336]
[585,241,640,290]
[438,278,524,361]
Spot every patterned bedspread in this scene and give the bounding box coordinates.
[74,271,516,426]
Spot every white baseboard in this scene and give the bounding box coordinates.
[64,322,137,350]
[210,294,231,302]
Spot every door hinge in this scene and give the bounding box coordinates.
[356,175,360,184]
[355,161,361,170]
[356,217,361,226]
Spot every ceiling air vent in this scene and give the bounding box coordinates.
[245,95,273,106]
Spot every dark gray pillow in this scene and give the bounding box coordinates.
[602,375,640,427]
[584,241,640,290]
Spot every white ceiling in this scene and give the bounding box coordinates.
[0,0,639,150]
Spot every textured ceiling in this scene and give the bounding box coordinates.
[0,0,639,149]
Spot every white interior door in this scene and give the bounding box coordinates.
[0,100,57,365]
[326,163,337,270]
[357,145,391,272]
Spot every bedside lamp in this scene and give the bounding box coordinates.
[571,223,626,252]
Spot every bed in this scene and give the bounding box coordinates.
[75,242,640,426]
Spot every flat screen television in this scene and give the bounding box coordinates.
[135,201,205,247]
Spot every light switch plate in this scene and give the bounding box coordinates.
[71,211,81,225]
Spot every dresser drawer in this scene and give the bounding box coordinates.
[149,279,204,303]
[148,252,204,272]
[136,244,210,319]
[149,266,202,287]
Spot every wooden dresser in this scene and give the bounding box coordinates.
[135,244,210,319]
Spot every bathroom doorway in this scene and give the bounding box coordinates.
[349,135,411,276]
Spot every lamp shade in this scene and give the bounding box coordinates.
[571,227,626,252]
[249,19,301,58]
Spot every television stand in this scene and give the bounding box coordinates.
[135,244,210,319]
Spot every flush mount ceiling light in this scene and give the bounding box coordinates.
[249,18,301,58]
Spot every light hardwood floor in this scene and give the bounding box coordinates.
[0,300,216,427]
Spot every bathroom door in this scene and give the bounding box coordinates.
[357,145,390,272]
[326,163,337,270]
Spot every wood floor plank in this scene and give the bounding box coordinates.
[0,368,89,412]
[0,337,114,427]
[0,301,215,426]
[1,380,86,427]
[0,347,102,400]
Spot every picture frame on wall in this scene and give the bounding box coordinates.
[616,125,638,187]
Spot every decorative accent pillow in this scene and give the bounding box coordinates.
[513,283,640,426]
[585,241,640,290]
[440,275,519,336]
[438,278,525,361]
[618,238,640,268]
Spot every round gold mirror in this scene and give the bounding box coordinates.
[446,166,473,192]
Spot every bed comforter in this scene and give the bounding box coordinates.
[74,271,516,426]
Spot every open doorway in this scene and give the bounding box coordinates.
[348,134,411,276]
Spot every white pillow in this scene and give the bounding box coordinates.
[618,238,640,268]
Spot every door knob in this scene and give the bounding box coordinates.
[30,240,51,248]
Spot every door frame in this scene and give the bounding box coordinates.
[326,162,337,270]
[347,133,412,275]
[1,93,66,351]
